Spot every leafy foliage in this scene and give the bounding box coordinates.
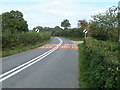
[79,38,119,88]
[90,6,119,42]
[1,10,51,51]
[2,10,28,33]
[54,28,84,38]
[78,20,88,28]
[33,26,44,32]
[61,19,71,29]
[2,32,51,50]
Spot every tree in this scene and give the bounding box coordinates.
[78,19,88,28]
[44,27,50,32]
[54,26,61,29]
[90,6,118,41]
[2,10,28,33]
[61,19,71,29]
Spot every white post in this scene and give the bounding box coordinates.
[85,33,86,38]
[83,29,87,44]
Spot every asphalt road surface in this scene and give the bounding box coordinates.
[2,37,79,88]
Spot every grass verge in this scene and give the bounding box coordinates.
[78,43,88,88]
[66,37,84,41]
[1,39,51,57]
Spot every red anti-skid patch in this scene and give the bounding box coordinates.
[37,44,78,49]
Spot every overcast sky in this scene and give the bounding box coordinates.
[0,0,119,29]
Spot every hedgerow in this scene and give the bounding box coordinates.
[2,31,51,50]
[79,37,119,88]
[54,28,84,38]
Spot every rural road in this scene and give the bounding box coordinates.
[1,37,79,88]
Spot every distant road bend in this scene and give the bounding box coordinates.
[1,37,79,88]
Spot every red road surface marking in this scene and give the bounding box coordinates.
[37,44,78,49]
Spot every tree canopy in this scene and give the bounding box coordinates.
[61,19,71,29]
[78,20,88,28]
[33,26,44,32]
[2,10,28,33]
[90,6,119,41]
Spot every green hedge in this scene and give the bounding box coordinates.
[2,31,51,49]
[54,28,84,38]
[79,37,119,88]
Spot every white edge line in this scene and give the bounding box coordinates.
[0,37,63,82]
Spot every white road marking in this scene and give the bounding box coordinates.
[0,37,63,82]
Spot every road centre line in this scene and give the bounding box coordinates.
[0,37,63,82]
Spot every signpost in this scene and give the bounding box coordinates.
[83,29,88,44]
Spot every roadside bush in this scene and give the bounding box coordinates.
[2,32,51,49]
[89,6,118,42]
[54,28,84,38]
[79,37,119,88]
